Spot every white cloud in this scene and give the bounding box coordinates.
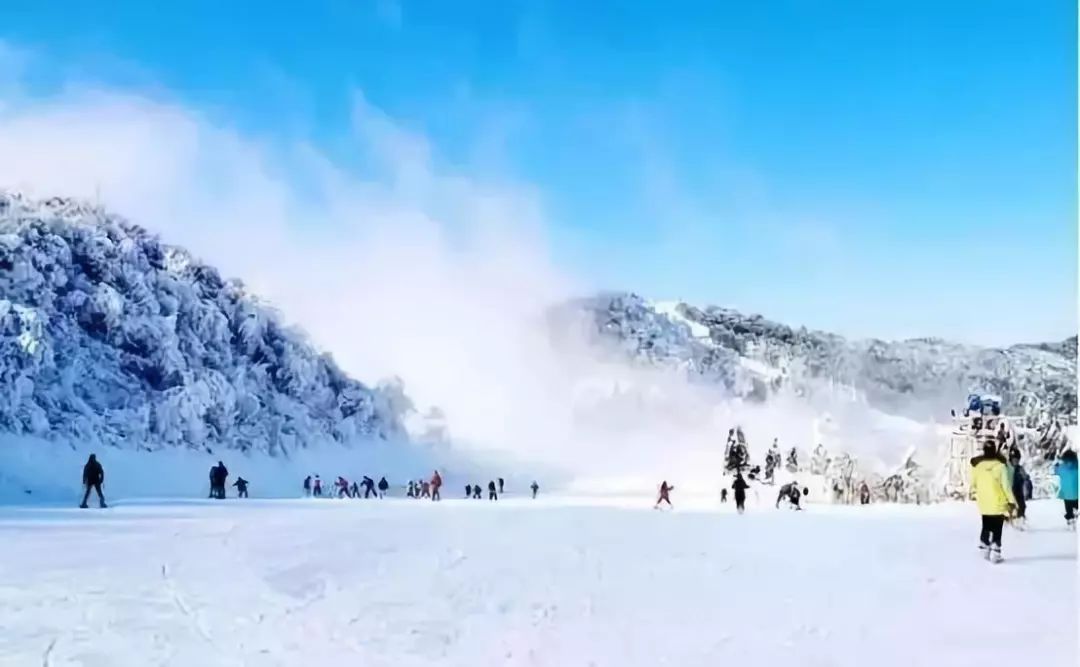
[0,60,594,459]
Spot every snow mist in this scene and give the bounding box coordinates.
[0,75,939,494]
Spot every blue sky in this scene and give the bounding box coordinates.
[0,0,1075,344]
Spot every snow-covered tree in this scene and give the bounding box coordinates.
[0,192,407,454]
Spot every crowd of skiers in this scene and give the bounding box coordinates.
[658,475,807,512]
[301,474,388,498]
[967,442,1078,563]
[71,441,1080,543]
[296,473,541,502]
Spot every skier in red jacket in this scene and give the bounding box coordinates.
[430,471,443,501]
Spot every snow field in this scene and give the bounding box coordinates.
[0,496,1075,666]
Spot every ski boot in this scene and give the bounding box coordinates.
[990,545,1003,564]
[979,543,990,560]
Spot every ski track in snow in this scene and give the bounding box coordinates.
[0,496,1075,666]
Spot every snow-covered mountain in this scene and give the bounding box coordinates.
[0,192,407,456]
[559,292,1077,426]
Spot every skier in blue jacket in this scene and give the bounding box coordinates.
[1054,450,1079,529]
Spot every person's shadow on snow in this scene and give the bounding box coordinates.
[1003,553,1076,563]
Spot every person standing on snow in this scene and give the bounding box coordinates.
[655,481,674,509]
[421,480,431,499]
[233,477,250,498]
[720,488,728,503]
[970,442,1017,562]
[303,476,312,497]
[430,471,443,501]
[498,478,505,495]
[465,484,473,498]
[732,473,749,514]
[488,480,498,501]
[859,482,871,505]
[473,484,482,499]
[207,462,227,499]
[350,481,360,498]
[79,454,107,509]
[1006,451,1030,527]
[362,476,376,499]
[378,477,389,498]
[313,476,323,497]
[1054,450,1079,529]
[530,481,539,499]
[407,480,416,498]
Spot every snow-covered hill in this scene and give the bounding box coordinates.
[562,292,1077,426]
[0,192,407,458]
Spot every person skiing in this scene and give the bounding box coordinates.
[655,481,674,508]
[498,477,505,495]
[530,480,539,499]
[776,482,804,510]
[350,481,360,498]
[971,442,1016,562]
[313,475,323,497]
[303,475,312,497]
[362,476,376,499]
[79,454,107,509]
[233,477,249,498]
[430,471,442,501]
[336,477,350,498]
[732,473,749,514]
[859,481,871,505]
[1054,450,1079,529]
[488,480,498,501]
[378,477,389,498]
[473,484,482,499]
[1006,450,1029,528]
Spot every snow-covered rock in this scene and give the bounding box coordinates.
[0,192,406,456]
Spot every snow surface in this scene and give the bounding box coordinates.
[0,494,1075,666]
[651,299,711,339]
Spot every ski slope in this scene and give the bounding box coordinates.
[0,494,1075,666]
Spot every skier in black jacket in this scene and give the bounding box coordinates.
[488,480,498,501]
[732,473,749,514]
[378,477,389,498]
[233,477,249,498]
[80,454,107,508]
[211,462,229,499]
[776,482,804,509]
[361,476,376,498]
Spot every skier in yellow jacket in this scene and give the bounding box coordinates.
[970,443,1016,563]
